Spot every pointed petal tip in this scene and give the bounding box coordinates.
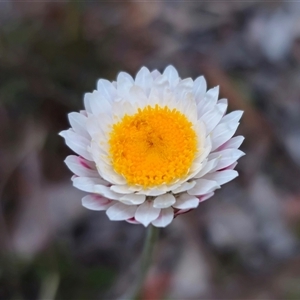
[58,130,66,137]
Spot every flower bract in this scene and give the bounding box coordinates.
[60,66,244,227]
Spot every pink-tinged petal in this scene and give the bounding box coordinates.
[106,202,137,221]
[204,170,238,185]
[59,129,92,161]
[68,112,89,139]
[187,179,220,196]
[193,76,207,103]
[120,194,146,205]
[153,194,176,209]
[151,207,174,227]
[135,67,153,96]
[72,177,108,192]
[198,192,214,203]
[78,156,95,170]
[82,194,113,211]
[174,208,193,217]
[97,79,117,102]
[210,121,240,151]
[135,201,161,227]
[224,162,238,170]
[126,217,140,225]
[217,136,245,151]
[171,181,196,194]
[209,149,245,171]
[173,193,199,210]
[65,155,99,177]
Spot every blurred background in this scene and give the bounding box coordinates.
[1,1,300,299]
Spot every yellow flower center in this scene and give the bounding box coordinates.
[108,105,197,188]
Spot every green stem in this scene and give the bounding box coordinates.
[131,225,159,300]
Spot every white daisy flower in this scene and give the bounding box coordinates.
[60,66,244,227]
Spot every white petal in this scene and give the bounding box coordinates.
[87,91,112,115]
[151,70,161,80]
[97,79,117,102]
[153,194,176,209]
[106,202,137,221]
[176,77,193,89]
[220,110,243,124]
[197,86,219,117]
[135,66,153,96]
[173,193,199,209]
[72,177,107,192]
[120,194,146,205]
[204,170,238,185]
[194,158,219,178]
[193,76,207,103]
[217,135,245,150]
[128,85,148,108]
[209,149,245,171]
[187,179,220,196]
[117,72,134,95]
[95,159,127,185]
[68,112,89,139]
[193,127,211,164]
[201,101,228,134]
[65,155,99,177]
[59,130,92,160]
[174,78,193,104]
[82,194,113,211]
[137,187,168,197]
[135,201,161,227]
[177,91,197,123]
[94,185,124,200]
[211,121,240,151]
[85,114,103,137]
[163,65,179,87]
[171,181,196,194]
[149,75,169,101]
[151,207,174,227]
[80,110,88,117]
[84,93,92,113]
[110,185,133,194]
[206,86,219,103]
